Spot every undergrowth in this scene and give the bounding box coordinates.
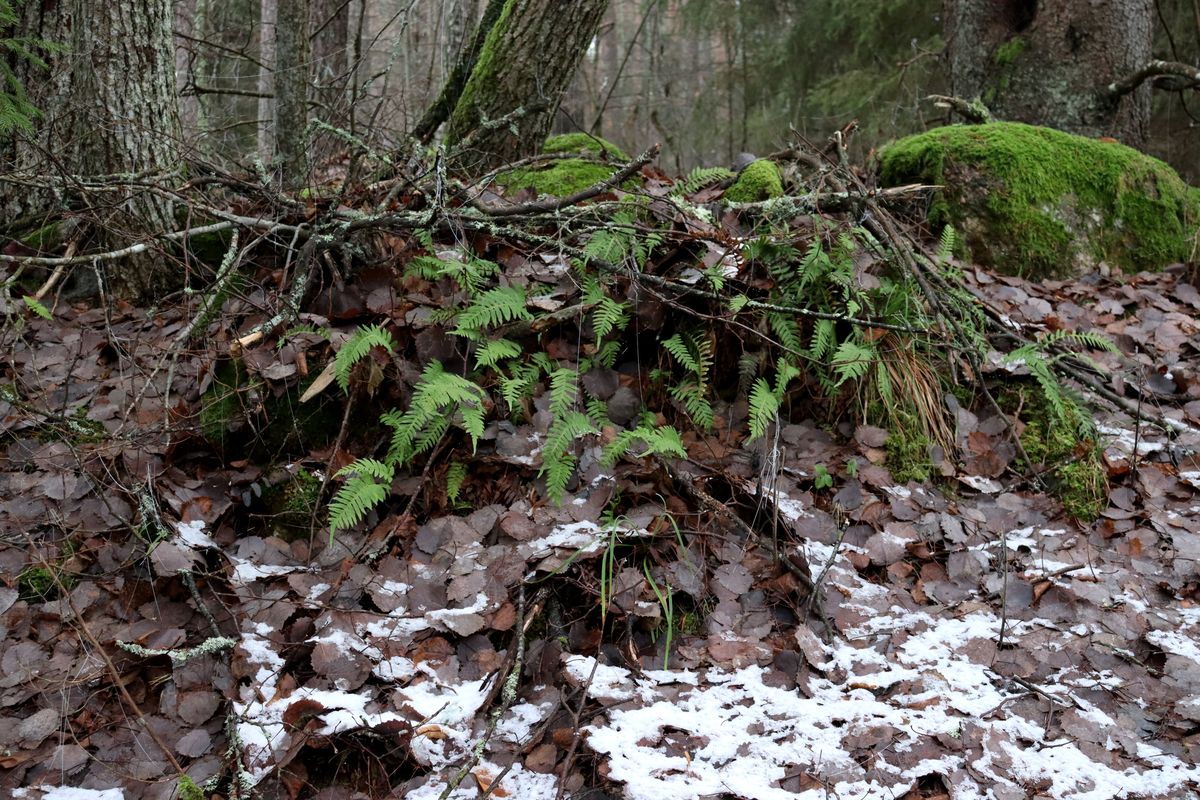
[319,196,1113,536]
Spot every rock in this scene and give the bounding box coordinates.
[879,122,1200,279]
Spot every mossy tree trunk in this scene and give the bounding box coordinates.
[945,0,1154,146]
[444,0,609,172]
[0,0,183,298]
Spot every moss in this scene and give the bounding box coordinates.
[176,776,204,800]
[885,427,933,484]
[199,359,248,450]
[541,133,629,160]
[1003,385,1108,521]
[183,227,236,269]
[264,466,322,541]
[496,133,634,197]
[724,159,785,202]
[879,122,1200,278]
[445,0,516,146]
[993,37,1026,66]
[19,565,62,602]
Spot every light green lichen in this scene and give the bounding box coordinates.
[497,133,633,197]
[724,159,785,203]
[879,122,1200,278]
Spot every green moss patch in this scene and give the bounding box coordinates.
[497,133,632,197]
[1004,385,1108,521]
[879,122,1200,278]
[725,159,785,203]
[264,466,322,541]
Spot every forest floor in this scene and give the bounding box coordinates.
[2,171,1200,800]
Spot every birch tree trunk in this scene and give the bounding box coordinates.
[445,0,610,172]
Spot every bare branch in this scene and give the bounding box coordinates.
[1107,60,1200,97]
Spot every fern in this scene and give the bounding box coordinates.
[382,361,486,465]
[474,338,522,370]
[747,363,800,441]
[406,252,499,296]
[548,367,580,418]
[594,340,622,369]
[335,324,395,394]
[670,382,714,430]
[602,421,686,466]
[831,340,876,385]
[446,461,467,505]
[671,165,735,196]
[452,285,532,334]
[662,329,715,430]
[540,410,598,503]
[21,295,51,320]
[329,458,394,534]
[936,224,958,264]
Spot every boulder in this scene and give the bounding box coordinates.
[879,122,1200,278]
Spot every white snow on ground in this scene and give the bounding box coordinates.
[580,606,1200,800]
[13,789,125,800]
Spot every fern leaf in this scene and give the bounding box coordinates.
[335,324,395,394]
[453,286,532,333]
[831,340,876,385]
[671,166,735,196]
[329,459,395,533]
[446,462,467,504]
[474,338,522,370]
[748,378,779,441]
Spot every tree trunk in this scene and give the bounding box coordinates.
[257,0,277,161]
[1,0,183,298]
[275,0,311,187]
[311,0,349,119]
[944,0,1154,146]
[445,0,609,172]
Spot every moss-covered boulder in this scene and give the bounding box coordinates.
[879,122,1200,278]
[724,159,784,203]
[496,133,631,197]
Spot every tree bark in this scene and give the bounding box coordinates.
[944,0,1154,146]
[411,0,506,144]
[445,0,609,172]
[311,0,349,120]
[275,0,311,187]
[1,0,183,298]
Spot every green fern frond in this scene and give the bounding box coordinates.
[446,462,467,504]
[329,459,395,533]
[767,312,804,354]
[748,378,779,441]
[602,423,686,466]
[474,338,523,370]
[670,382,714,430]
[809,318,836,360]
[453,286,532,333]
[594,340,622,369]
[831,340,876,385]
[937,225,958,263]
[22,296,51,320]
[671,166,735,196]
[592,295,629,340]
[383,361,487,464]
[335,324,395,394]
[549,368,580,418]
[540,411,598,503]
